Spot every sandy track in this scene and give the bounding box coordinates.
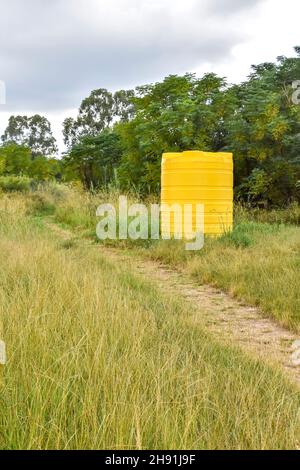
[48,220,300,386]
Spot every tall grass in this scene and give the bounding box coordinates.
[6,185,300,331]
[145,222,300,331]
[235,202,300,226]
[0,204,300,449]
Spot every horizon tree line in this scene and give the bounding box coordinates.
[1,46,300,206]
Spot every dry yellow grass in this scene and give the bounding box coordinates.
[145,224,300,332]
[44,185,300,329]
[0,194,300,449]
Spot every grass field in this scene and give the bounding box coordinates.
[1,189,300,449]
[145,222,300,331]
[24,184,300,331]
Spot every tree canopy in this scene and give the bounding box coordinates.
[0,143,61,180]
[1,47,300,206]
[62,88,135,148]
[2,115,57,156]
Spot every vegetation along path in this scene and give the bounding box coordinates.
[48,220,300,387]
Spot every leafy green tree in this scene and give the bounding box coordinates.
[63,89,114,148]
[61,47,300,205]
[226,47,300,204]
[62,129,122,189]
[78,88,114,134]
[0,143,61,182]
[1,116,28,146]
[116,73,233,193]
[2,115,57,156]
[113,89,135,122]
[0,144,32,175]
[0,150,5,175]
[62,117,80,149]
[63,88,136,148]
[28,155,61,180]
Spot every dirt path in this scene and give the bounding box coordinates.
[48,221,300,386]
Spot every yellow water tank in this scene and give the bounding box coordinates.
[161,151,233,237]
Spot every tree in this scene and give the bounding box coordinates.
[63,89,114,148]
[2,115,58,156]
[62,129,123,189]
[0,143,32,175]
[28,155,61,180]
[61,47,300,205]
[1,116,28,146]
[116,73,232,193]
[78,88,114,134]
[113,89,135,122]
[226,50,300,204]
[62,117,80,149]
[63,88,135,148]
[0,150,6,175]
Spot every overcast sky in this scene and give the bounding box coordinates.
[0,0,299,153]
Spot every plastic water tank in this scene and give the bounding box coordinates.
[161,151,233,237]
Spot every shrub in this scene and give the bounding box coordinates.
[0,176,33,193]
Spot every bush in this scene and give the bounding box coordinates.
[0,176,33,193]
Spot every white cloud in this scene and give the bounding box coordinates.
[0,0,299,153]
[194,0,300,83]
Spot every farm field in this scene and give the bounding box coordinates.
[1,189,300,450]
